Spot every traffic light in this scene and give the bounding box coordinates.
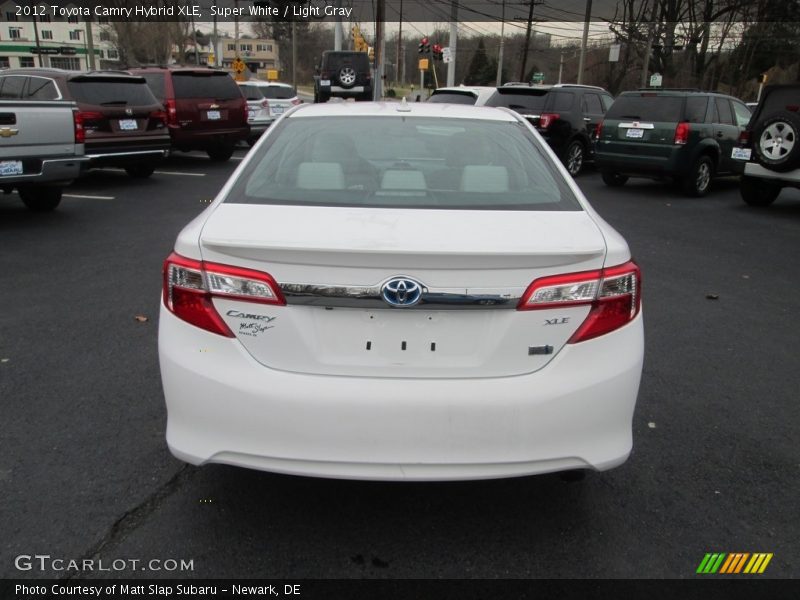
[418,37,430,54]
[758,73,768,84]
[432,44,443,60]
[368,47,374,61]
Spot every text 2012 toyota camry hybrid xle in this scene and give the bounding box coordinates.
[158,101,644,481]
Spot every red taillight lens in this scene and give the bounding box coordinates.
[738,130,750,145]
[291,98,302,105]
[164,99,178,126]
[539,112,560,129]
[674,121,690,145]
[73,110,85,144]
[150,110,167,128]
[517,260,641,343]
[595,119,604,140]
[163,253,285,337]
[261,99,269,109]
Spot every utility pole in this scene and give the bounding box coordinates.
[32,16,42,67]
[234,0,239,61]
[576,0,592,84]
[558,51,564,83]
[447,2,457,86]
[212,15,218,66]
[640,0,659,88]
[496,0,505,85]
[334,1,343,51]
[84,17,96,70]
[192,16,199,65]
[375,0,385,98]
[292,20,297,90]
[396,0,403,85]
[519,0,537,82]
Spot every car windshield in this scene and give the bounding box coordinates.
[485,89,549,111]
[67,78,158,106]
[428,91,479,105]
[605,95,685,121]
[261,86,296,99]
[225,116,580,211]
[172,72,241,100]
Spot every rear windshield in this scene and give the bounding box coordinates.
[67,78,158,106]
[225,116,580,211]
[323,53,369,70]
[239,84,263,101]
[172,72,241,100]
[428,91,478,105]
[485,88,549,112]
[261,86,295,99]
[140,73,165,100]
[605,95,684,122]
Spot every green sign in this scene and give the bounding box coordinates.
[532,72,545,83]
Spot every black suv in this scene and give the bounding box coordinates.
[595,90,751,196]
[736,84,800,206]
[314,51,372,103]
[483,83,614,176]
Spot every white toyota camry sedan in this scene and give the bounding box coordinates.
[159,101,644,481]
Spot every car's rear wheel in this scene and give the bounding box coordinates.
[752,111,800,172]
[740,175,781,206]
[207,145,235,162]
[601,171,628,187]
[18,186,62,211]
[338,66,357,88]
[682,155,714,197]
[564,140,585,176]
[125,163,157,178]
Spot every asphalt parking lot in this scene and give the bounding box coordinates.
[1,154,798,580]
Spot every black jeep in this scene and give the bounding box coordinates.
[314,51,372,103]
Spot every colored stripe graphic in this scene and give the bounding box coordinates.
[697,553,727,574]
[720,553,750,574]
[698,552,773,574]
[744,553,774,574]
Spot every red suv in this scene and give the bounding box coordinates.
[130,67,249,162]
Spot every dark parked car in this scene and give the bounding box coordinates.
[736,84,800,206]
[314,51,372,103]
[130,66,248,162]
[595,89,751,196]
[0,68,170,178]
[482,84,614,176]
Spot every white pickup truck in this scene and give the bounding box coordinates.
[0,99,87,211]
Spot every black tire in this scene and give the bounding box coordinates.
[601,171,628,187]
[246,137,257,148]
[18,186,62,212]
[740,175,781,207]
[564,139,586,177]
[207,145,235,162]
[316,93,329,104]
[681,155,714,197]
[124,163,156,178]
[752,110,800,172]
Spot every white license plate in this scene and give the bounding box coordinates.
[625,128,644,139]
[118,119,137,131]
[207,110,221,120]
[320,79,331,86]
[0,160,23,176]
[272,106,284,115]
[732,147,752,160]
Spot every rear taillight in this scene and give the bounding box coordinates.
[150,110,167,128]
[261,99,269,109]
[291,98,302,105]
[164,99,178,126]
[163,253,285,337]
[539,113,560,129]
[674,121,690,145]
[595,119,604,140]
[73,110,85,144]
[738,130,750,145]
[517,260,641,343]
[242,100,249,123]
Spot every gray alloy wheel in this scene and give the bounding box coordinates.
[565,141,585,176]
[338,66,357,88]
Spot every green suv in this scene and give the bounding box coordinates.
[595,90,751,196]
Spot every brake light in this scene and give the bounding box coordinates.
[164,99,178,126]
[291,98,302,105]
[674,121,690,145]
[73,110,85,144]
[261,99,269,109]
[595,119,604,140]
[162,253,286,337]
[738,130,750,145]
[539,113,560,129]
[150,110,167,128]
[786,104,799,112]
[242,100,249,123]
[517,260,641,343]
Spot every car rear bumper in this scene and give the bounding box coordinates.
[170,126,250,149]
[595,145,685,177]
[248,120,273,137]
[0,155,88,186]
[159,306,644,481]
[85,147,170,167]
[744,162,800,183]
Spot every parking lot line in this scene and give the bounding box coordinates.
[152,171,206,177]
[63,193,115,200]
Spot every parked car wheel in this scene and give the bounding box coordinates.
[564,140,585,177]
[752,111,800,172]
[125,163,157,178]
[681,155,714,197]
[740,175,781,207]
[18,186,62,212]
[601,171,628,187]
[207,145,235,162]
